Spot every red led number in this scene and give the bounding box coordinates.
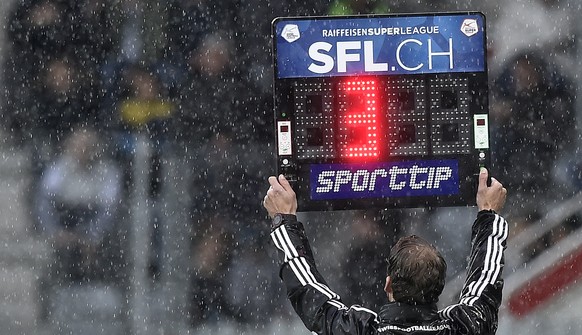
[338,78,380,159]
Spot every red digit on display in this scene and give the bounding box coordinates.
[338,78,380,159]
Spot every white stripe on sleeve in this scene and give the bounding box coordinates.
[460,214,508,306]
[272,226,341,300]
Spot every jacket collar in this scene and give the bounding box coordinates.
[378,301,439,324]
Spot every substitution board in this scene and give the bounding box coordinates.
[272,12,490,211]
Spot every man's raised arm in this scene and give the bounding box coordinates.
[263,175,378,334]
[439,168,508,335]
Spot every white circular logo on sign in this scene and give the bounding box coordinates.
[461,19,478,37]
[281,24,300,43]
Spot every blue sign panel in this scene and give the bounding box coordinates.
[274,14,485,78]
[310,159,459,200]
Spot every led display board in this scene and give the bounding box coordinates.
[272,12,490,211]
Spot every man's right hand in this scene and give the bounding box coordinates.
[263,174,298,219]
[476,168,507,212]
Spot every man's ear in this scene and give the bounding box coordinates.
[384,276,394,302]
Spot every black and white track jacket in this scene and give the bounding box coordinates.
[270,210,508,335]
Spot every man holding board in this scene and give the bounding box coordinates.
[263,168,507,334]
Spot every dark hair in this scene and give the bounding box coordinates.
[387,235,447,305]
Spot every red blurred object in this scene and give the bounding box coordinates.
[508,245,582,317]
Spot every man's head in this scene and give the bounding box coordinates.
[385,235,447,305]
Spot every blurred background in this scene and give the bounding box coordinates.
[0,0,581,334]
